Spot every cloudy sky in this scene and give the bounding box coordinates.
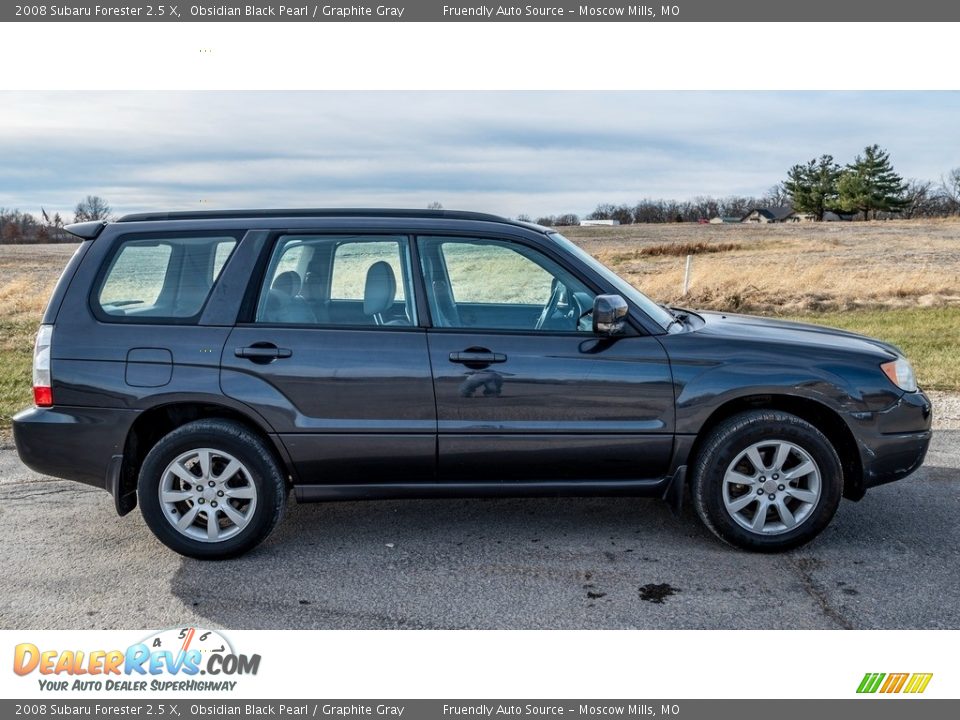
[1,91,958,219]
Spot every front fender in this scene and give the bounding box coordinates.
[671,361,868,435]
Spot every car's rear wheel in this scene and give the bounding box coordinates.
[138,419,287,559]
[691,410,843,552]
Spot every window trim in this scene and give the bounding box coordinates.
[89,230,243,326]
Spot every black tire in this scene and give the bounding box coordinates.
[691,410,843,552]
[138,419,288,560]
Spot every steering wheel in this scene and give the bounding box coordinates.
[535,279,565,331]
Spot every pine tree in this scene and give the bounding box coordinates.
[836,145,907,220]
[783,155,841,220]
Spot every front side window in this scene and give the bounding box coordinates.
[418,236,596,332]
[548,232,675,332]
[256,235,415,326]
[97,235,237,319]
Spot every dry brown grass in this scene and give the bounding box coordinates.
[0,245,74,429]
[0,244,75,320]
[562,218,960,313]
[0,277,54,324]
[611,241,742,262]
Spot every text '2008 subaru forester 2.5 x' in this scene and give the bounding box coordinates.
[13,209,932,558]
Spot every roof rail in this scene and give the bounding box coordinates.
[115,208,521,225]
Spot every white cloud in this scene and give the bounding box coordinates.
[1,91,957,219]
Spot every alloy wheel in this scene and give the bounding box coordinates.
[721,440,822,535]
[159,448,258,543]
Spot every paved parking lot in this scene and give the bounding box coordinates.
[1,429,957,630]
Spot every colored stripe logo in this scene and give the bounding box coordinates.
[857,672,933,694]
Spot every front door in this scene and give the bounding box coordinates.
[221,233,436,484]
[417,235,674,483]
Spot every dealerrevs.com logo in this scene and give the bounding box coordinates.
[857,672,933,694]
[13,627,260,692]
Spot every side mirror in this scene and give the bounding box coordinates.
[592,294,628,336]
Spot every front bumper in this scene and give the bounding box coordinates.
[12,405,136,490]
[856,389,932,493]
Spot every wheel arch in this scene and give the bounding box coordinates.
[116,400,294,516]
[686,393,865,501]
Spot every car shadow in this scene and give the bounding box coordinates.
[167,452,960,630]
[165,431,958,630]
[168,494,716,628]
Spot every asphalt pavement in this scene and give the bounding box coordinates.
[1,430,957,630]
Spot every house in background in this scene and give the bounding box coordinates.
[709,216,742,224]
[785,210,855,222]
[741,206,795,223]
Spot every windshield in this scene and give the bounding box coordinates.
[548,232,677,331]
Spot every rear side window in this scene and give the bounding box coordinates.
[96,235,237,320]
[255,235,415,327]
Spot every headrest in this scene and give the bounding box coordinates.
[272,270,301,296]
[363,261,397,316]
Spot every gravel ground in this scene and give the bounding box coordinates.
[926,390,960,429]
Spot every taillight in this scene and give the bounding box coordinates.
[32,324,53,407]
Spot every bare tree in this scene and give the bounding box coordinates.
[587,203,617,221]
[41,207,66,229]
[1,220,23,243]
[426,201,443,210]
[0,209,40,244]
[901,180,935,219]
[39,207,71,242]
[74,195,113,223]
[763,183,792,207]
[691,196,720,220]
[942,168,960,214]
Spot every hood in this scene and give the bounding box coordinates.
[691,310,902,359]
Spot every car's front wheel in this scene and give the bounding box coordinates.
[138,419,287,559]
[691,410,843,552]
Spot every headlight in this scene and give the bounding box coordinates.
[881,357,918,393]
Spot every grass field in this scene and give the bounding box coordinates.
[1,219,958,429]
[0,276,55,430]
[785,308,960,390]
[563,218,960,314]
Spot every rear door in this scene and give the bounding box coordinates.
[220,233,436,484]
[418,235,675,483]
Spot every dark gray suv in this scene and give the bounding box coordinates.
[13,209,932,558]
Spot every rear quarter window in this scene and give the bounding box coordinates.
[95,234,238,321]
